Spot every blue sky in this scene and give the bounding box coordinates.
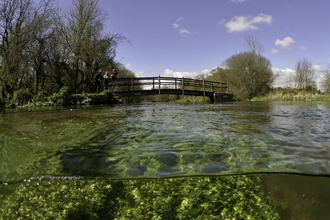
[59,0,330,88]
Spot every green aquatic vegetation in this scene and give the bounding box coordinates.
[0,179,116,220]
[102,129,287,178]
[0,176,279,219]
[1,116,113,182]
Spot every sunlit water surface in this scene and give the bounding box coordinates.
[1,101,330,219]
[1,102,330,183]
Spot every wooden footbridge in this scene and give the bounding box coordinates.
[112,76,233,102]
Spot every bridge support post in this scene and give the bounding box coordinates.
[181,77,184,97]
[153,78,155,90]
[158,75,161,95]
[203,79,205,102]
[131,77,134,96]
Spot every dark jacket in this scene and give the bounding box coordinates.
[111,71,118,79]
[94,72,103,82]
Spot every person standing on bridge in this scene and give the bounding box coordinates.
[111,68,118,92]
[94,69,104,93]
[103,71,109,90]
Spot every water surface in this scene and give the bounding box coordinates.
[1,102,330,183]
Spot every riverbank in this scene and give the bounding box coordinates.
[2,88,329,110]
[251,89,330,102]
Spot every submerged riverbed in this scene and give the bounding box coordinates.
[1,102,330,219]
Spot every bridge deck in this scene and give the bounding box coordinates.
[114,89,214,97]
[110,76,233,102]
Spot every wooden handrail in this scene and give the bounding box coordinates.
[112,76,229,94]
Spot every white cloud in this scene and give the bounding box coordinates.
[179,29,190,35]
[231,0,246,3]
[161,69,211,78]
[271,48,278,53]
[225,13,272,33]
[298,46,306,50]
[217,19,226,27]
[272,67,296,88]
[272,66,324,89]
[312,64,323,72]
[200,69,211,76]
[173,17,183,30]
[274,37,295,50]
[125,63,131,68]
[135,71,145,77]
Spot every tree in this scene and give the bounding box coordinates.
[321,60,330,93]
[0,0,129,105]
[0,0,35,100]
[0,0,59,101]
[209,37,274,100]
[26,0,60,95]
[244,35,264,55]
[293,57,316,90]
[60,0,128,93]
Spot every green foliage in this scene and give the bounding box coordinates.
[48,86,69,106]
[81,93,92,105]
[0,99,4,109]
[142,95,208,103]
[18,87,71,107]
[5,101,17,108]
[0,176,279,219]
[13,89,33,106]
[0,180,116,220]
[251,88,330,102]
[174,96,209,103]
[321,62,330,94]
[0,0,129,104]
[210,52,274,100]
[154,94,170,102]
[113,95,123,103]
[33,92,48,103]
[116,66,136,78]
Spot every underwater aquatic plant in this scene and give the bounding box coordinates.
[0,175,279,219]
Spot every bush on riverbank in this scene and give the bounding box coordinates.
[3,87,120,108]
[251,88,330,102]
[0,176,279,219]
[140,94,212,103]
[5,86,71,108]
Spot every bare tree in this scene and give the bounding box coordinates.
[321,60,330,93]
[0,0,58,99]
[244,35,264,55]
[293,57,316,90]
[60,0,128,93]
[25,0,60,94]
[0,0,35,99]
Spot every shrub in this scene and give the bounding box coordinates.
[33,92,48,103]
[13,89,33,106]
[48,86,69,106]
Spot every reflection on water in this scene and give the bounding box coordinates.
[1,102,330,218]
[1,102,330,182]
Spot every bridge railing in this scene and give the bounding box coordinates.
[113,76,229,94]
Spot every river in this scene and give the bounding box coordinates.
[1,101,330,219]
